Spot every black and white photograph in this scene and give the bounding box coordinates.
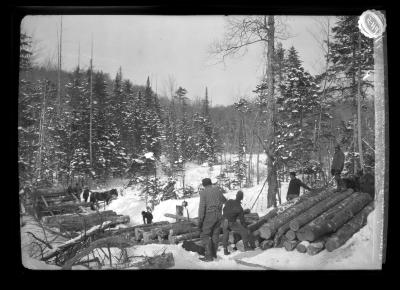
[17,10,388,270]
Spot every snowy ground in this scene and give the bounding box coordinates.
[20,160,381,270]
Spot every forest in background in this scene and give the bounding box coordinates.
[18,16,376,208]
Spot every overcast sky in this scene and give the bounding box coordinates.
[21,15,336,106]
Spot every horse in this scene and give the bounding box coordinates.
[89,188,118,210]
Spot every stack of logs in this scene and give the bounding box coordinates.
[33,186,92,217]
[250,188,374,255]
[43,210,130,233]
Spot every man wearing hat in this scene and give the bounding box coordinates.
[286,172,312,201]
[221,190,255,255]
[331,144,345,191]
[198,178,227,262]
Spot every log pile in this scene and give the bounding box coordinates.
[249,188,374,256]
[32,186,89,217]
[43,210,130,232]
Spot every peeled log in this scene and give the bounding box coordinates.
[325,203,374,252]
[297,192,372,242]
[283,240,300,251]
[289,189,354,231]
[60,215,129,232]
[296,241,310,253]
[259,189,336,239]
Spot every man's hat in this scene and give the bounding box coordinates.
[335,144,341,149]
[289,171,296,176]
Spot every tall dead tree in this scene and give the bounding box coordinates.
[57,16,63,118]
[89,36,94,171]
[356,32,364,172]
[210,16,290,208]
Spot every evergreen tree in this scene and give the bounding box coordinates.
[275,46,320,171]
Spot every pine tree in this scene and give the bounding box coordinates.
[275,46,320,172]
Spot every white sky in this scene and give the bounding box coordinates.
[21,15,336,106]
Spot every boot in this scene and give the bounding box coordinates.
[199,256,214,262]
[224,247,230,255]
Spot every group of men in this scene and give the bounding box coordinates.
[197,178,255,262]
[196,144,374,262]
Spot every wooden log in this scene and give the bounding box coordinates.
[143,229,158,243]
[43,210,116,225]
[259,189,336,239]
[260,240,274,250]
[42,202,92,212]
[273,221,292,247]
[297,192,372,242]
[325,203,374,252]
[60,215,130,232]
[285,230,297,241]
[307,240,326,255]
[289,189,354,231]
[245,190,320,233]
[164,213,198,224]
[283,240,300,251]
[35,187,68,196]
[296,241,310,253]
[169,230,201,244]
[135,221,194,241]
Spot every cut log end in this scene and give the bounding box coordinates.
[289,221,300,231]
[285,230,297,241]
[283,240,299,251]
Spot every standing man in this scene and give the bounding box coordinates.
[286,172,312,201]
[198,178,227,262]
[331,145,345,191]
[222,190,255,255]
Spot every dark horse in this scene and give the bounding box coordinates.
[89,188,118,210]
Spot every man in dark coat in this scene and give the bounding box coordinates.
[198,178,227,262]
[286,172,312,201]
[222,190,255,255]
[331,145,345,191]
[142,210,153,224]
[82,188,90,203]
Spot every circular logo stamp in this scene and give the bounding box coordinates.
[358,10,386,38]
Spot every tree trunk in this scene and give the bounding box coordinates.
[357,32,364,172]
[260,239,274,250]
[266,15,278,208]
[135,221,195,241]
[325,203,374,252]
[259,189,335,239]
[256,150,260,185]
[289,188,354,231]
[297,192,372,242]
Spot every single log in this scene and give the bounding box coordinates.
[259,189,336,239]
[325,203,374,252]
[283,240,300,251]
[297,192,372,242]
[169,230,201,244]
[296,241,310,253]
[289,189,354,231]
[135,221,194,241]
[35,187,68,196]
[273,221,292,247]
[260,240,274,250]
[58,214,128,232]
[285,230,297,241]
[143,229,158,243]
[307,240,325,256]
[164,213,198,224]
